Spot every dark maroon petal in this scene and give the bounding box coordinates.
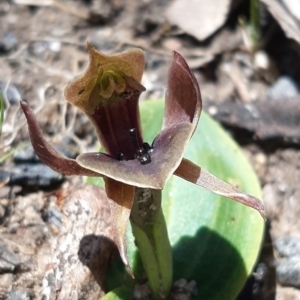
[163,51,202,133]
[104,177,135,276]
[20,101,100,177]
[87,83,145,160]
[76,123,194,189]
[64,44,146,160]
[174,158,266,220]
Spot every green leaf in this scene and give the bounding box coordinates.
[88,99,264,299]
[101,286,134,300]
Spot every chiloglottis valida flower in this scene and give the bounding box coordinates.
[21,42,265,272]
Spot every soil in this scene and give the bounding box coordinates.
[1,1,300,299]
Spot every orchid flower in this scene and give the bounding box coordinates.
[21,43,265,297]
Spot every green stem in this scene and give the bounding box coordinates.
[130,188,172,300]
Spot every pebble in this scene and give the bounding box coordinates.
[9,163,63,187]
[48,40,61,53]
[9,140,79,188]
[162,37,183,51]
[28,41,48,57]
[47,205,63,231]
[0,1,10,15]
[13,146,39,163]
[55,141,79,159]
[0,273,14,297]
[13,140,78,164]
[268,76,299,99]
[254,50,270,70]
[173,278,188,289]
[275,236,300,258]
[170,279,197,300]
[0,32,17,54]
[0,82,23,105]
[0,238,20,273]
[275,236,300,288]
[276,256,300,288]
[254,153,267,165]
[255,262,268,281]
[134,284,150,300]
[89,28,117,52]
[0,171,9,185]
[6,290,31,300]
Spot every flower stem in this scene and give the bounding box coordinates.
[130,188,172,299]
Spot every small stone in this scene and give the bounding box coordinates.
[173,278,187,289]
[277,257,300,288]
[9,163,63,187]
[48,41,61,53]
[254,153,267,165]
[14,142,77,164]
[28,41,48,56]
[0,1,10,15]
[6,290,31,300]
[0,273,13,295]
[0,82,23,105]
[0,238,20,273]
[0,32,17,54]
[278,183,287,194]
[0,199,9,206]
[55,142,80,159]
[162,37,183,51]
[133,284,150,300]
[268,76,299,99]
[254,51,270,70]
[275,236,300,258]
[89,28,117,52]
[255,262,268,281]
[170,279,197,300]
[0,171,9,185]
[185,280,197,295]
[47,205,63,231]
[208,105,218,116]
[13,146,38,163]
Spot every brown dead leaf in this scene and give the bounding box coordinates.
[211,96,300,142]
[261,0,300,45]
[166,0,231,41]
